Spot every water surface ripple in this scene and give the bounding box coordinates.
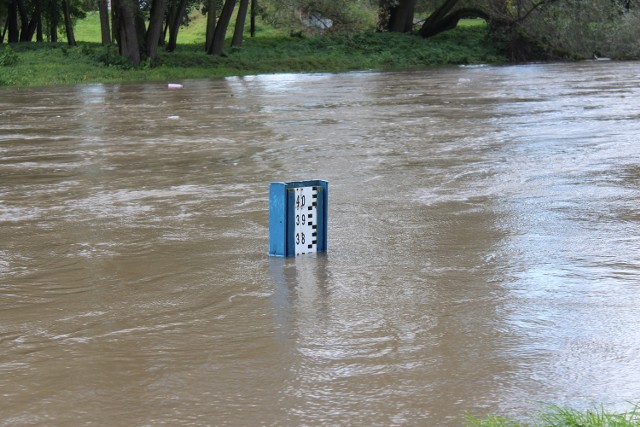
[1,62,640,426]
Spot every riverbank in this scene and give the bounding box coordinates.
[467,404,640,427]
[0,20,505,87]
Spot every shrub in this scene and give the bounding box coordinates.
[0,46,19,66]
[520,1,640,59]
[87,45,135,68]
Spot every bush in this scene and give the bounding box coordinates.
[606,9,640,59]
[86,45,135,68]
[258,0,377,35]
[520,1,640,60]
[0,46,19,66]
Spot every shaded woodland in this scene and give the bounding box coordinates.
[1,0,639,65]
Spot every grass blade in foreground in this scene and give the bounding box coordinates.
[466,403,640,427]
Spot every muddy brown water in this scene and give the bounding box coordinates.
[2,62,640,426]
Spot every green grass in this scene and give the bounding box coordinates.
[466,404,640,427]
[72,11,103,43]
[0,15,504,87]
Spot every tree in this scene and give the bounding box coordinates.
[207,0,235,55]
[231,0,248,46]
[391,0,568,60]
[6,0,18,42]
[249,0,255,36]
[392,0,416,32]
[204,0,218,52]
[418,0,490,38]
[145,0,167,62]
[1,0,84,44]
[16,0,29,41]
[46,0,59,41]
[261,0,377,33]
[98,0,110,44]
[516,0,640,59]
[0,0,9,43]
[62,0,76,45]
[377,0,485,34]
[379,0,416,32]
[4,0,37,42]
[112,0,140,65]
[19,0,42,42]
[165,0,188,51]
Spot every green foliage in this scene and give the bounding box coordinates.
[518,0,640,59]
[0,19,505,87]
[81,0,99,11]
[0,0,9,28]
[0,46,19,66]
[258,0,378,34]
[466,403,640,427]
[86,45,136,68]
[72,10,102,42]
[538,404,640,427]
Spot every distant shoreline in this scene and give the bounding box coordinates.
[0,21,506,88]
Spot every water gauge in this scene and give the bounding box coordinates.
[269,180,328,257]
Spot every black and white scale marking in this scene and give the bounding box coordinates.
[293,186,319,255]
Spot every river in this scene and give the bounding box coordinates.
[1,61,640,426]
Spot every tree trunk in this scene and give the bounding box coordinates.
[50,12,58,42]
[135,9,146,52]
[389,0,416,32]
[17,0,30,41]
[146,0,167,63]
[419,0,459,35]
[62,0,76,45]
[250,0,255,37]
[36,14,43,41]
[99,0,111,45]
[23,0,41,42]
[111,4,118,44]
[204,0,217,52]
[23,17,38,42]
[231,0,249,46]
[8,0,19,43]
[166,0,188,52]
[419,6,489,38]
[112,0,141,65]
[208,0,236,55]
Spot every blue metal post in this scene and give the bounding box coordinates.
[269,182,287,256]
[269,180,328,257]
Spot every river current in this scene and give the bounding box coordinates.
[1,61,640,425]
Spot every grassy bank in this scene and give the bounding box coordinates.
[466,404,640,427]
[0,16,505,87]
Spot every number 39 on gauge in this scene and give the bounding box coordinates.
[269,180,328,257]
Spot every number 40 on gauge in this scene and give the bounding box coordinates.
[269,180,328,257]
